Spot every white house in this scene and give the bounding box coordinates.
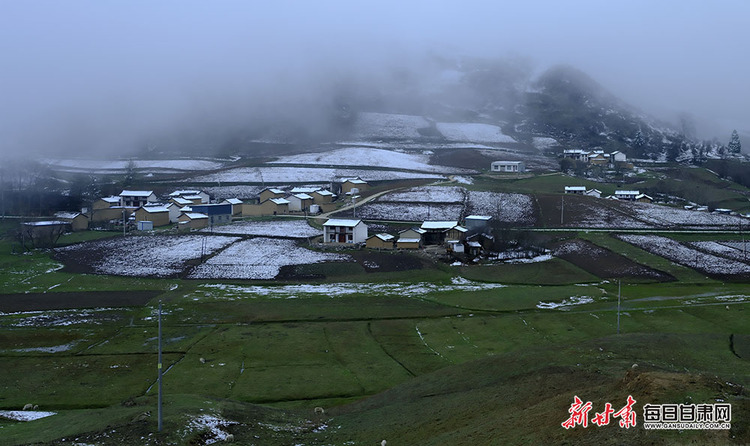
[564,186,586,194]
[323,219,368,244]
[287,193,314,212]
[222,198,243,216]
[169,190,210,204]
[614,190,639,201]
[491,161,525,173]
[611,151,627,163]
[165,203,182,223]
[119,190,157,208]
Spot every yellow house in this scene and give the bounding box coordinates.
[366,233,395,250]
[341,178,369,195]
[178,212,209,229]
[54,212,89,232]
[259,188,286,202]
[134,206,170,227]
[242,198,290,217]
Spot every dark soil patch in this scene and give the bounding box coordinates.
[52,246,107,275]
[550,239,674,281]
[0,291,162,312]
[429,148,493,171]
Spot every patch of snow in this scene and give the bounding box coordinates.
[536,296,594,310]
[184,414,238,445]
[378,186,466,203]
[467,191,534,225]
[437,122,516,144]
[187,166,444,183]
[505,254,553,264]
[345,202,462,221]
[0,410,56,421]
[351,112,430,140]
[531,136,558,149]
[206,220,320,238]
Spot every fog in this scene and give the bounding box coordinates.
[1,0,748,157]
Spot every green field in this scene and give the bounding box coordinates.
[1,216,749,445]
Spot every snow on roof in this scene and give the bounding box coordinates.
[314,190,334,196]
[465,215,492,221]
[292,193,313,200]
[370,233,395,241]
[140,206,169,213]
[264,188,286,194]
[120,190,153,197]
[323,219,362,227]
[491,160,523,165]
[467,241,482,247]
[421,221,459,230]
[290,187,320,194]
[615,190,640,195]
[24,221,67,226]
[453,225,468,232]
[182,195,203,200]
[586,189,602,193]
[169,190,200,196]
[183,212,208,220]
[400,227,426,234]
[54,212,81,219]
[398,238,421,243]
[636,194,653,200]
[565,186,586,191]
[269,198,290,205]
[223,198,243,205]
[172,197,192,205]
[101,196,121,203]
[180,206,192,212]
[343,178,367,184]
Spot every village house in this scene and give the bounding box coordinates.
[562,149,590,162]
[170,197,193,207]
[491,161,526,173]
[258,188,286,202]
[222,198,243,216]
[564,186,586,195]
[190,203,233,226]
[611,151,627,163]
[464,215,492,234]
[88,206,131,223]
[588,152,609,166]
[636,193,653,203]
[312,190,335,205]
[243,197,290,217]
[341,178,369,195]
[290,187,320,194]
[444,225,468,243]
[366,233,395,250]
[323,219,368,244]
[614,190,639,201]
[134,206,170,227]
[396,236,421,250]
[288,193,314,212]
[178,212,209,230]
[169,190,210,204]
[92,196,121,210]
[420,221,460,245]
[54,212,89,232]
[164,203,182,223]
[119,190,157,208]
[585,189,602,198]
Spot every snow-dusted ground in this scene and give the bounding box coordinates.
[190,276,506,300]
[536,296,594,310]
[466,191,535,225]
[349,202,463,221]
[618,235,750,275]
[621,202,748,228]
[350,112,430,140]
[436,122,516,144]
[531,137,559,150]
[44,159,225,173]
[206,220,320,238]
[4,308,126,327]
[567,201,650,229]
[182,414,238,445]
[187,166,444,183]
[378,186,466,203]
[202,185,266,199]
[187,238,351,279]
[690,241,750,262]
[57,235,239,277]
[269,147,472,174]
[0,411,56,421]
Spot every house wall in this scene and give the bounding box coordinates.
[342,181,369,194]
[399,229,423,240]
[70,216,89,232]
[89,207,131,223]
[242,201,289,217]
[135,209,170,226]
[445,228,465,241]
[366,237,394,249]
[259,190,285,202]
[312,192,333,205]
[178,217,209,230]
[397,240,420,250]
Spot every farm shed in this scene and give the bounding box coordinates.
[491,161,525,173]
[134,206,170,227]
[93,196,121,210]
[312,189,335,205]
[259,188,286,202]
[398,227,425,244]
[178,212,209,229]
[366,233,395,249]
[88,206,131,223]
[190,203,233,225]
[464,215,492,233]
[636,194,653,203]
[323,219,368,244]
[119,190,157,208]
[54,212,89,231]
[20,221,68,248]
[445,225,468,242]
[396,237,421,250]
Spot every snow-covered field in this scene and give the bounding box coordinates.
[466,191,535,224]
[618,235,750,275]
[566,201,650,229]
[269,147,472,174]
[436,122,516,144]
[57,235,239,277]
[187,166,444,183]
[202,185,266,199]
[206,220,320,238]
[350,202,463,221]
[190,276,506,300]
[531,136,559,150]
[378,186,466,203]
[0,410,57,421]
[44,158,226,173]
[350,112,430,140]
[187,238,351,279]
[689,241,750,262]
[622,202,748,228]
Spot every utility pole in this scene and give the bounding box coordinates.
[560,195,564,226]
[158,302,163,432]
[617,280,621,335]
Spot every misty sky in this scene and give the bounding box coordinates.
[1,0,748,156]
